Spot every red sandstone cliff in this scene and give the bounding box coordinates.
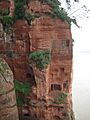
[0,0,74,120]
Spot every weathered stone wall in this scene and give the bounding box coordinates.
[29,14,73,119]
[11,20,31,81]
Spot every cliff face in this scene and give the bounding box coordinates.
[0,0,74,120]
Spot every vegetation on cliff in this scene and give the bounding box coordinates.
[0,0,79,33]
[54,92,68,104]
[29,50,51,70]
[0,0,37,32]
[43,0,78,26]
[14,80,32,106]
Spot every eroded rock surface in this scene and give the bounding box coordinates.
[0,58,19,120]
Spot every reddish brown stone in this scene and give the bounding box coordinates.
[0,0,74,120]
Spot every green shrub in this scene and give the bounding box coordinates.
[14,2,25,19]
[54,92,68,104]
[14,80,32,106]
[29,50,51,70]
[14,0,30,20]
[14,80,32,96]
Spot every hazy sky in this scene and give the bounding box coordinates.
[59,1,90,119]
[71,1,90,120]
[72,23,90,120]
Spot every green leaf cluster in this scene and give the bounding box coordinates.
[29,50,51,70]
[14,80,32,96]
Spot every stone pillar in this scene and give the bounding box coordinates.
[0,58,19,120]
